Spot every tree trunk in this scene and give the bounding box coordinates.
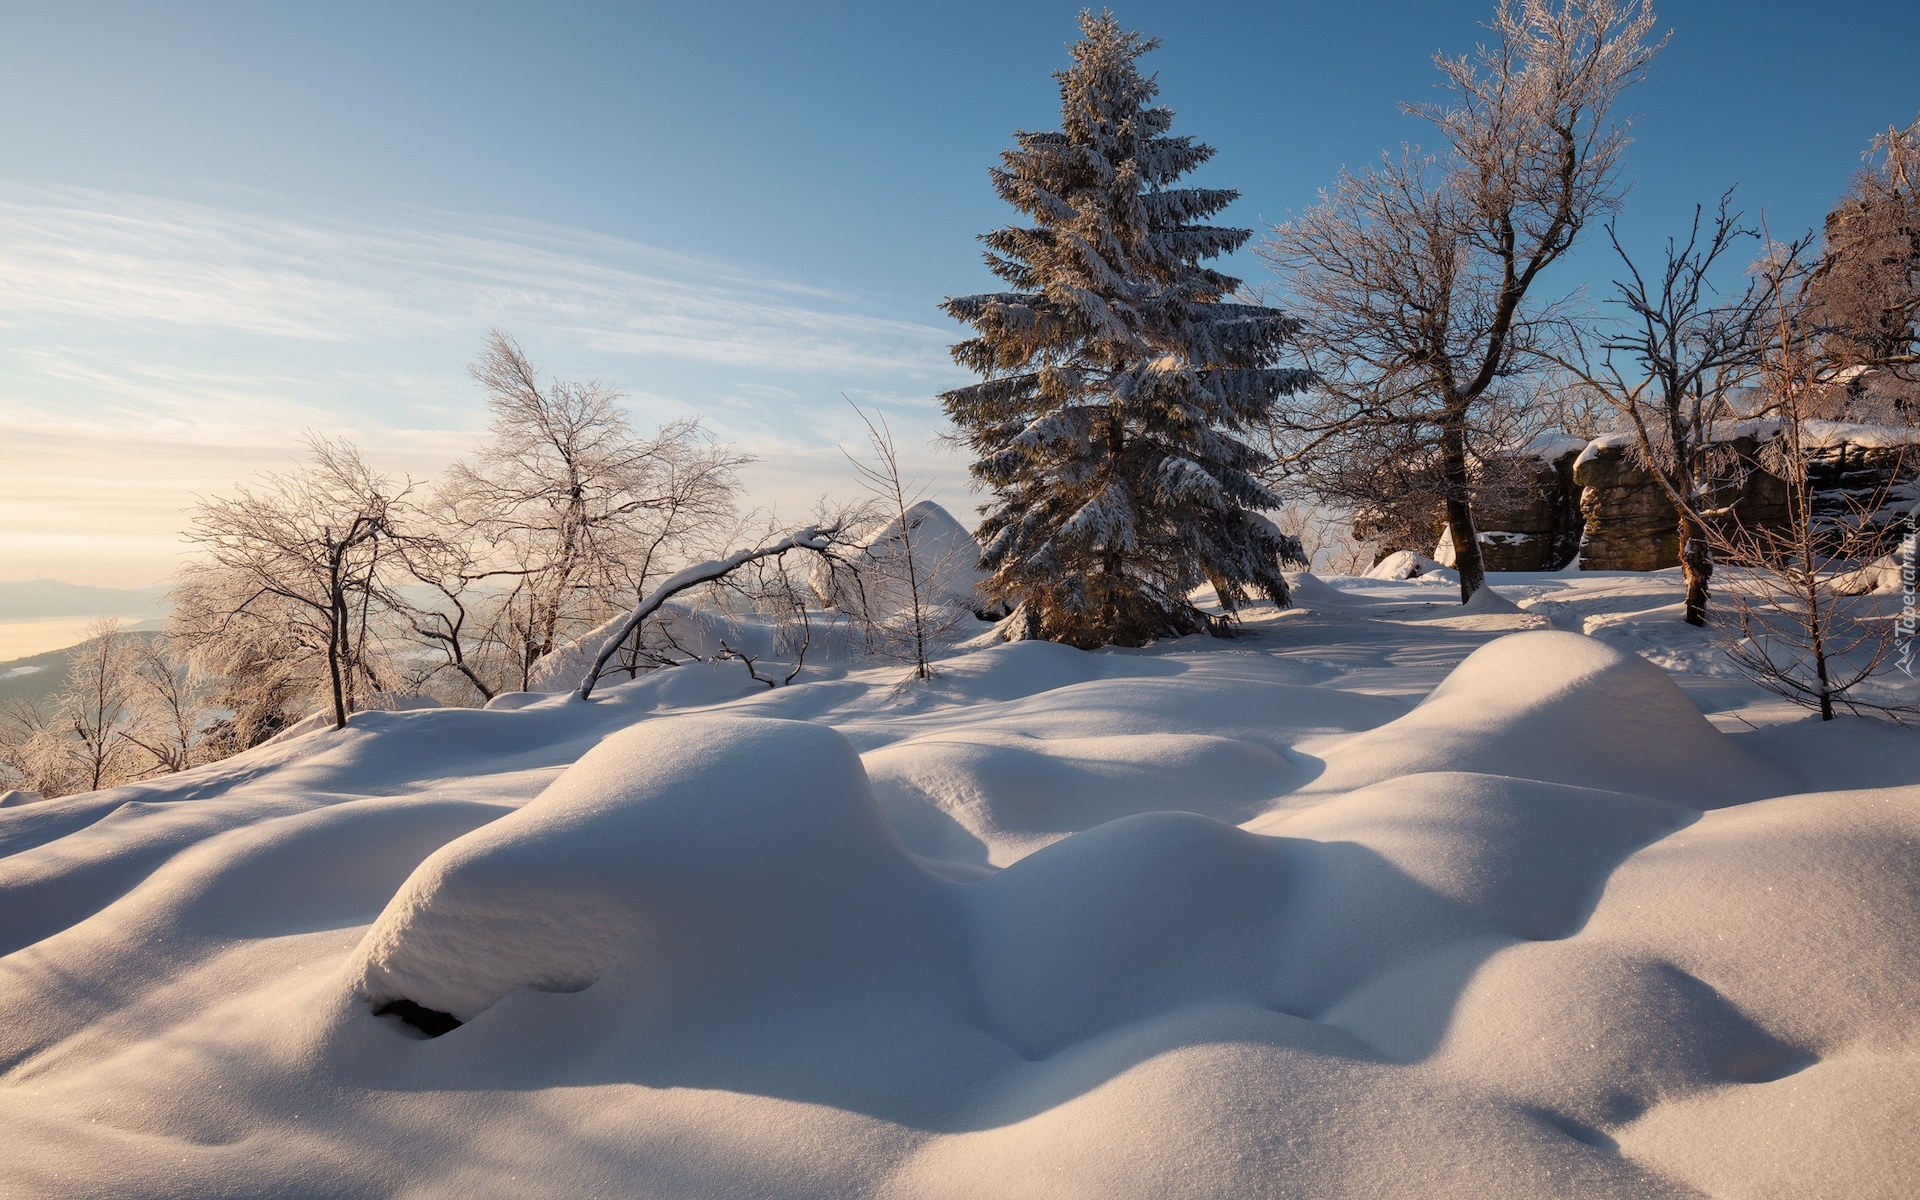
[1808,571,1835,721]
[327,573,349,731]
[1679,512,1713,626]
[1206,571,1239,614]
[899,508,931,680]
[1440,420,1486,602]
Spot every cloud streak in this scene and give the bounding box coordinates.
[0,183,960,375]
[0,182,974,585]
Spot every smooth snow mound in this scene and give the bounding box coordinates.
[1283,570,1370,608]
[1366,550,1449,580]
[7,583,1920,1199]
[351,714,932,1022]
[1460,584,1524,615]
[1310,630,1785,805]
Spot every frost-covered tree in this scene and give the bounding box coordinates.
[1806,112,1920,418]
[0,620,201,797]
[433,331,747,693]
[176,436,412,730]
[118,633,209,776]
[1262,0,1664,602]
[940,11,1308,648]
[0,619,139,796]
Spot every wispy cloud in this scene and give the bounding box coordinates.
[0,183,973,585]
[0,183,960,375]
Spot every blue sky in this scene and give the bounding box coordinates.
[1,0,1915,584]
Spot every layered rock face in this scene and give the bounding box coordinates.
[1804,431,1920,544]
[1471,442,1587,571]
[1570,440,1679,571]
[1411,424,1914,574]
[1573,426,1912,572]
[1430,438,1587,572]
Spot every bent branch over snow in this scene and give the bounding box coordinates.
[576,527,835,701]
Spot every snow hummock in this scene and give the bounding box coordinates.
[1304,630,1783,805]
[1365,549,1451,580]
[1283,570,1373,608]
[351,714,931,1023]
[1460,583,1525,615]
[3,569,1917,1197]
[1834,551,1913,595]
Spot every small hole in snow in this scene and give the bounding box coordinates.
[374,999,462,1038]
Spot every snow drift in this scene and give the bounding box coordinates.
[351,714,938,1024]
[1365,548,1452,580]
[3,581,1917,1198]
[1308,630,1785,805]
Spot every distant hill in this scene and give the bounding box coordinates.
[0,643,78,706]
[0,630,166,707]
[0,580,169,620]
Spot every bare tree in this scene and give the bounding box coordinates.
[58,619,141,792]
[841,404,975,681]
[1261,0,1663,601]
[394,506,505,703]
[119,634,207,775]
[0,619,153,797]
[1550,194,1786,624]
[1704,234,1915,721]
[707,548,822,689]
[1271,503,1378,575]
[176,436,411,731]
[438,331,747,693]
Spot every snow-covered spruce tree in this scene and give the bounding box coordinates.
[940,11,1308,648]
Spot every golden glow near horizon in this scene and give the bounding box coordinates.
[0,187,965,588]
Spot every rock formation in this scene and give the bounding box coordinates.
[1381,423,1914,575]
[1573,424,1911,572]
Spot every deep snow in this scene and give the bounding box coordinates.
[2,568,1917,1199]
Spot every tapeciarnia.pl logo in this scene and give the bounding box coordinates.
[1898,507,1917,679]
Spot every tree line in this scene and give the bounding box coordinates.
[0,331,982,797]
[1,333,754,795]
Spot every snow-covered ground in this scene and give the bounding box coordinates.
[2,570,1917,1198]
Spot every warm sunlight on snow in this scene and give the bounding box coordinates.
[4,1,1916,1196]
[3,568,1917,1196]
